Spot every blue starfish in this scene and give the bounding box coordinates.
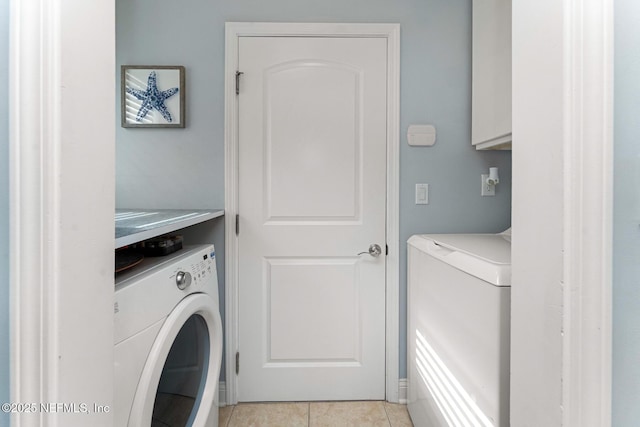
[126,71,179,123]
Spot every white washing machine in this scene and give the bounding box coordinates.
[114,244,223,427]
[407,232,511,427]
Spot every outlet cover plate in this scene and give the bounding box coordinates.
[481,174,495,196]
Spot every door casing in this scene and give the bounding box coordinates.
[224,22,401,405]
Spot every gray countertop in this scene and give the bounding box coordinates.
[115,209,224,249]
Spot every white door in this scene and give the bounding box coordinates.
[237,36,388,402]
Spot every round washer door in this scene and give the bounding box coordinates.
[128,293,223,427]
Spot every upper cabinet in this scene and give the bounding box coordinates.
[472,0,512,150]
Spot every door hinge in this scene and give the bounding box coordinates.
[235,214,239,235]
[235,71,244,95]
[386,244,389,256]
[235,351,240,375]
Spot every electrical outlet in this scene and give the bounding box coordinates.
[481,174,495,196]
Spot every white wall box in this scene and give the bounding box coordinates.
[472,0,512,150]
[407,125,436,146]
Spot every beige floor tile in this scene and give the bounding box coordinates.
[310,401,390,427]
[383,402,414,427]
[218,405,234,427]
[227,402,309,427]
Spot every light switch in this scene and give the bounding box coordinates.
[415,184,429,205]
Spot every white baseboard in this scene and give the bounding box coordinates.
[218,381,227,406]
[220,379,406,406]
[398,378,408,404]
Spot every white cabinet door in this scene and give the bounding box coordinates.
[237,36,388,402]
[472,0,512,150]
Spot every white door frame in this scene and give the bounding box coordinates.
[224,22,400,405]
[9,0,115,426]
[511,0,612,425]
[561,0,613,424]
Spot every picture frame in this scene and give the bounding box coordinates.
[121,65,185,128]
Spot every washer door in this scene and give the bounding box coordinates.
[128,293,223,427]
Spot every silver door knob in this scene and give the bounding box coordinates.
[176,271,192,290]
[358,244,382,257]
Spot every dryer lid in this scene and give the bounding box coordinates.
[408,233,511,287]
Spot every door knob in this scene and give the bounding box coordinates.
[358,244,382,257]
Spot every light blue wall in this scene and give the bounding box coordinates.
[1,0,10,421]
[116,0,512,380]
[613,0,640,424]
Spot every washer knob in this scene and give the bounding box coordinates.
[176,271,192,290]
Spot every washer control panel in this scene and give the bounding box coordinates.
[171,248,216,291]
[114,245,217,346]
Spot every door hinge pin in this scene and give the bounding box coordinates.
[386,244,389,256]
[235,351,240,375]
[235,71,244,95]
[235,214,239,235]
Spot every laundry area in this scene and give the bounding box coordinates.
[1,0,626,426]
[112,0,512,420]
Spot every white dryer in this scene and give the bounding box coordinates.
[407,233,511,427]
[114,244,223,427]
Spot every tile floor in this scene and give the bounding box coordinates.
[219,401,413,427]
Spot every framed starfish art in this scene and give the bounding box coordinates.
[121,65,185,128]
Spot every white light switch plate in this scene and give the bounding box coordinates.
[415,184,429,204]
